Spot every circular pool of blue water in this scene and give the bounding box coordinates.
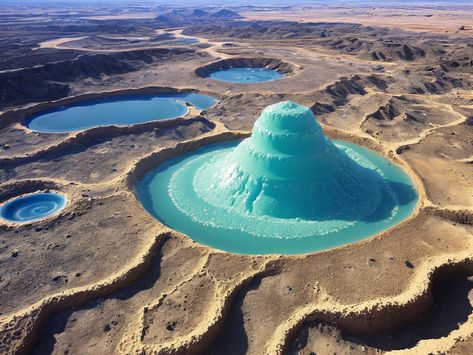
[136,140,418,255]
[26,93,216,133]
[0,192,67,223]
[208,67,283,83]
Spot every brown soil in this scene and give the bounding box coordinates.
[0,2,472,355]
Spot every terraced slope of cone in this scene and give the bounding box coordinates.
[193,101,384,221]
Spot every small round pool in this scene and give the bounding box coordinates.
[0,192,67,223]
[26,93,216,133]
[208,67,283,83]
[136,102,418,255]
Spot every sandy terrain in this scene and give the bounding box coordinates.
[81,13,159,21]
[0,2,472,355]
[38,37,89,49]
[241,6,473,36]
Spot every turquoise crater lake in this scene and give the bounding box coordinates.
[208,67,283,83]
[27,93,216,133]
[136,102,418,255]
[0,192,67,223]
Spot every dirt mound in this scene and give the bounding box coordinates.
[410,75,471,94]
[311,75,388,115]
[367,97,407,121]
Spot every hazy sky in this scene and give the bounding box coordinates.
[2,0,470,3]
[1,0,470,6]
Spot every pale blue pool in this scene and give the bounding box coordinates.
[136,102,418,255]
[208,67,283,83]
[27,93,216,133]
[0,193,67,223]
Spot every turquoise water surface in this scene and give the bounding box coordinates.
[27,93,216,133]
[0,193,67,223]
[208,68,283,83]
[136,102,418,255]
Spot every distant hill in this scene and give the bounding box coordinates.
[210,9,242,19]
[192,9,208,17]
[155,15,172,24]
[155,8,243,26]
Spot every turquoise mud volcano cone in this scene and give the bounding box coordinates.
[193,101,385,221]
[138,100,418,253]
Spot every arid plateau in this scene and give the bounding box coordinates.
[0,1,472,354]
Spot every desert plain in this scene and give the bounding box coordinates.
[0,1,473,354]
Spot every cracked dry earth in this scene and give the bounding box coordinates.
[0,25,473,355]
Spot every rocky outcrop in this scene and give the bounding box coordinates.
[367,96,407,121]
[410,75,471,94]
[311,75,380,115]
